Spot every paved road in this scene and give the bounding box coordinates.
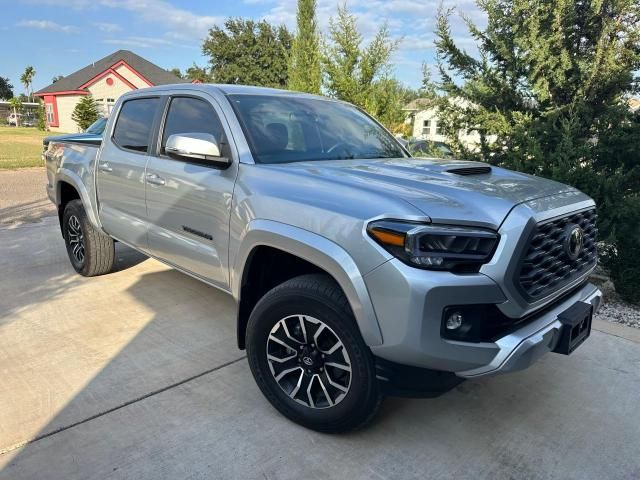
[0,167,55,227]
[0,217,639,479]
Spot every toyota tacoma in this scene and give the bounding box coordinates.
[44,84,602,432]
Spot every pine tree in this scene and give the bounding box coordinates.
[323,5,399,115]
[71,96,100,131]
[431,0,640,302]
[288,0,321,94]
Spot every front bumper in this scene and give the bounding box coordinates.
[456,284,601,377]
[364,257,602,377]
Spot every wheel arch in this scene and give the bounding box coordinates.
[55,170,101,233]
[232,220,383,350]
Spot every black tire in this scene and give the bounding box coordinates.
[62,199,115,277]
[246,274,382,433]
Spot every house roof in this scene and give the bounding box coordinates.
[35,50,188,95]
[629,98,640,113]
[403,98,437,111]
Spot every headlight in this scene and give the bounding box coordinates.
[367,220,499,272]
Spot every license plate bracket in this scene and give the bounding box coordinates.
[553,301,593,355]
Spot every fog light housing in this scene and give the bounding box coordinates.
[445,312,463,330]
[441,305,514,342]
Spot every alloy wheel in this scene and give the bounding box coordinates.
[67,215,85,264]
[266,314,352,409]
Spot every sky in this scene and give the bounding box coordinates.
[1,0,486,95]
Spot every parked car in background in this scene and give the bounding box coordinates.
[6,113,24,126]
[21,115,37,127]
[407,139,454,158]
[42,116,107,152]
[6,112,38,127]
[44,85,601,433]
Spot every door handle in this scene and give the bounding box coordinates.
[146,173,165,186]
[98,162,112,172]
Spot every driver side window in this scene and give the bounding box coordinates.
[161,96,226,156]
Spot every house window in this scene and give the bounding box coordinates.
[94,98,115,116]
[46,104,54,124]
[435,122,443,136]
[422,119,431,135]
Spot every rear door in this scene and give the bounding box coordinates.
[96,96,161,250]
[145,92,238,289]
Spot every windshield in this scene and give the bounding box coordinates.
[85,117,107,134]
[228,94,407,164]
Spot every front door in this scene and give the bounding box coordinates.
[96,96,161,250]
[145,93,238,290]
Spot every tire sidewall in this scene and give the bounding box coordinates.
[247,284,378,430]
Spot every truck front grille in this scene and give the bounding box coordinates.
[517,208,597,301]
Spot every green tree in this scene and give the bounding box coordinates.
[0,77,13,99]
[169,68,183,79]
[366,78,418,131]
[322,4,399,121]
[71,95,100,131]
[8,97,23,126]
[20,66,36,102]
[36,101,46,131]
[202,18,292,88]
[288,0,321,94]
[418,62,437,100]
[52,75,64,83]
[185,64,211,83]
[432,0,640,302]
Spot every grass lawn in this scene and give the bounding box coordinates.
[0,126,66,169]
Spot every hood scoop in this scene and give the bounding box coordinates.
[446,165,492,176]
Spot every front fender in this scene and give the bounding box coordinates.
[231,219,383,346]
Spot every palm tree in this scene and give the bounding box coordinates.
[8,97,23,127]
[21,66,36,102]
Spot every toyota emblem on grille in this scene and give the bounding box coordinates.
[564,224,584,260]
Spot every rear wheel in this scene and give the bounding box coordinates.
[246,274,381,433]
[63,199,115,276]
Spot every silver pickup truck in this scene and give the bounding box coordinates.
[45,84,602,432]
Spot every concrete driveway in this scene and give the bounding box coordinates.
[0,168,55,227]
[0,186,639,479]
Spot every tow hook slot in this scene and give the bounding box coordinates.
[553,301,593,355]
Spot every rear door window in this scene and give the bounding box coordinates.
[113,97,159,153]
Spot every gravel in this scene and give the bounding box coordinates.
[592,277,640,329]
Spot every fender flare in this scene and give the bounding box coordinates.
[55,169,102,231]
[231,219,383,346]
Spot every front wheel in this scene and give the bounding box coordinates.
[62,199,115,277]
[246,274,382,433]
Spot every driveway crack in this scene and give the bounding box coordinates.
[0,355,247,456]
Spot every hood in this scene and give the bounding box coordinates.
[266,157,576,229]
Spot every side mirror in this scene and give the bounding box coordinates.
[165,133,231,168]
